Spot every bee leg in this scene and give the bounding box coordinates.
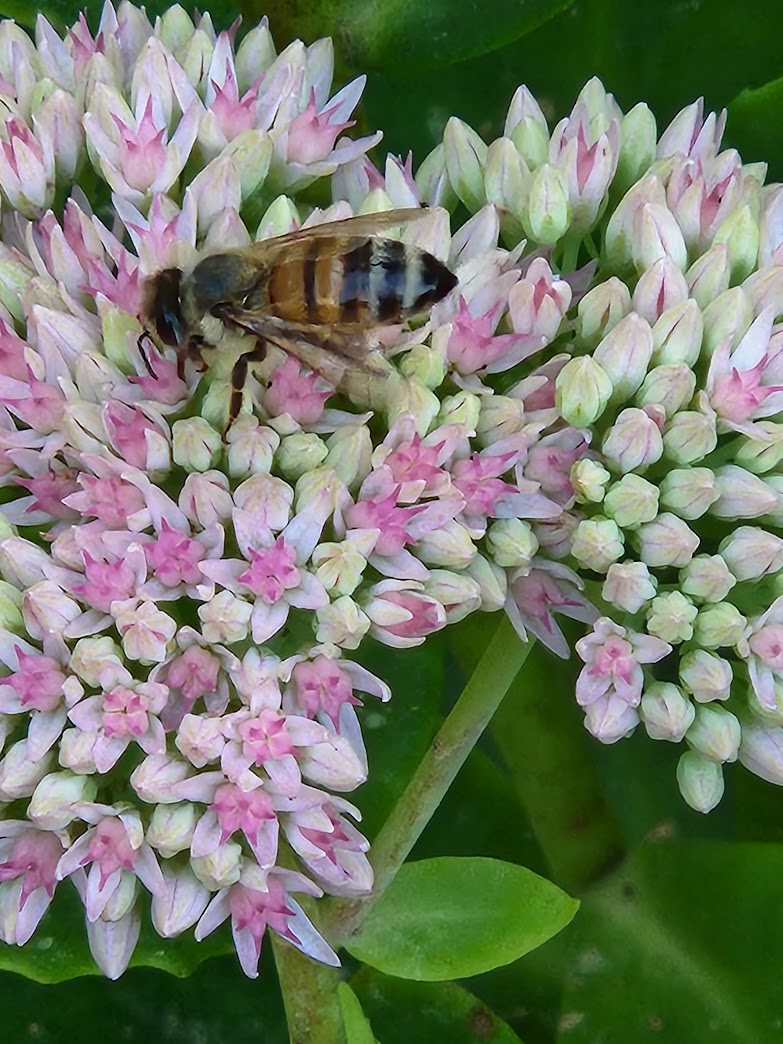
[136,333,158,378]
[226,341,268,434]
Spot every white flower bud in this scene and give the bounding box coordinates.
[555,356,613,427]
[191,842,243,890]
[172,418,222,472]
[646,591,698,643]
[686,705,741,763]
[641,682,695,741]
[28,770,97,828]
[693,603,748,649]
[659,467,718,519]
[676,750,725,813]
[571,518,624,572]
[679,554,736,603]
[679,650,733,703]
[571,459,611,503]
[486,519,539,569]
[602,560,657,613]
[603,474,659,528]
[147,803,198,857]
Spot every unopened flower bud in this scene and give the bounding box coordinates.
[635,363,696,418]
[571,518,624,572]
[571,459,611,503]
[486,518,539,569]
[312,532,373,597]
[505,86,549,169]
[658,467,718,519]
[738,720,783,784]
[602,407,663,474]
[634,512,699,568]
[641,682,695,741]
[476,395,526,446]
[69,636,128,688]
[615,102,657,195]
[422,570,482,624]
[278,432,328,480]
[632,257,689,325]
[416,143,458,210]
[23,580,81,640]
[575,277,631,349]
[28,769,97,829]
[483,137,528,242]
[702,286,753,358]
[191,841,243,890]
[651,299,703,367]
[605,175,666,272]
[712,204,759,283]
[693,603,748,649]
[315,596,371,649]
[584,695,640,744]
[735,424,783,474]
[325,425,371,488]
[603,474,659,528]
[602,560,657,612]
[416,520,477,569]
[172,418,222,473]
[677,750,725,813]
[463,553,507,611]
[399,343,448,390]
[679,554,736,603]
[634,203,688,273]
[592,313,654,401]
[718,526,783,581]
[444,117,487,212]
[679,650,733,703]
[152,864,211,938]
[555,356,612,427]
[0,740,54,799]
[712,465,779,519]
[662,410,718,465]
[147,803,198,858]
[686,704,741,763]
[435,391,481,432]
[180,472,234,528]
[522,163,570,245]
[646,591,698,643]
[0,580,23,632]
[226,418,279,478]
[686,243,731,310]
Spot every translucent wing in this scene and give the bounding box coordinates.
[219,307,385,361]
[236,208,433,266]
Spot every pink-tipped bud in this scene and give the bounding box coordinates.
[602,407,664,474]
[712,466,779,519]
[603,474,659,528]
[593,313,654,401]
[686,244,731,310]
[602,560,657,613]
[686,705,741,763]
[641,682,695,741]
[634,512,699,568]
[632,257,689,325]
[575,277,632,349]
[659,467,718,519]
[651,300,704,367]
[443,117,487,212]
[635,363,696,418]
[662,409,718,465]
[693,603,748,649]
[679,650,733,703]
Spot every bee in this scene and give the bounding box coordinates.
[139,208,458,424]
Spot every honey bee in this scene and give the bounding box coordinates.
[140,208,458,424]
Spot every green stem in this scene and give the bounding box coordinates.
[324,613,533,946]
[272,930,346,1044]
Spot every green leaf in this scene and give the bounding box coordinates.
[0,884,232,984]
[728,76,783,180]
[559,842,783,1043]
[257,0,575,69]
[352,967,525,1044]
[338,982,379,1044]
[346,856,578,980]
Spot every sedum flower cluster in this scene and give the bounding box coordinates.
[0,4,596,977]
[418,79,783,813]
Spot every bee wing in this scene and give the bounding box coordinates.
[240,208,432,266]
[223,308,385,364]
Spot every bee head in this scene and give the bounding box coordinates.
[142,268,185,347]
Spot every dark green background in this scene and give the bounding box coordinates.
[3,0,783,1040]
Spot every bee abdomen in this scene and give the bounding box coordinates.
[267,237,456,326]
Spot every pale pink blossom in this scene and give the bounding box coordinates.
[575,618,672,709]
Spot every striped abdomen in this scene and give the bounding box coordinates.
[266,238,457,325]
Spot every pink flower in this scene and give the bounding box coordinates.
[506,559,598,659]
[286,89,356,166]
[575,618,672,708]
[195,864,338,978]
[706,310,783,434]
[0,823,65,945]
[446,297,543,375]
[262,357,331,424]
[57,810,164,922]
[68,681,168,771]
